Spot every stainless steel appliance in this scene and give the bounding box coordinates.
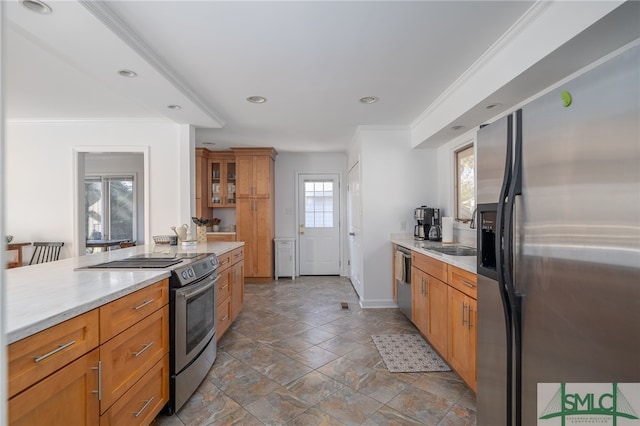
[414,206,434,240]
[476,45,640,426]
[395,246,412,319]
[169,254,219,413]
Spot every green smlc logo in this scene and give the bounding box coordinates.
[539,383,639,425]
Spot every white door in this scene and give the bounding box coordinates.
[298,174,340,275]
[347,163,363,298]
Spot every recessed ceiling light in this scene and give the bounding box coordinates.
[246,96,267,104]
[167,105,182,110]
[359,96,379,104]
[117,69,137,78]
[486,103,503,110]
[451,125,465,131]
[21,0,52,14]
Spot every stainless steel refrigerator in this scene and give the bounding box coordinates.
[476,44,640,426]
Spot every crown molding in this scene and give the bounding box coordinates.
[79,0,226,128]
[411,1,552,128]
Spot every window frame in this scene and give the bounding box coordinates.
[454,143,475,223]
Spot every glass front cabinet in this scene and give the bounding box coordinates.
[208,153,236,207]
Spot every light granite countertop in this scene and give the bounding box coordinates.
[392,238,476,274]
[6,241,243,344]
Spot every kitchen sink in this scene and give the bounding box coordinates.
[428,246,477,257]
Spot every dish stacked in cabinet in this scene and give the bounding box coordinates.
[216,246,245,340]
[409,251,478,391]
[8,279,170,426]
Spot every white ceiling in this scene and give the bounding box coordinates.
[4,1,637,153]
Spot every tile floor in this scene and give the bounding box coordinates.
[154,276,476,425]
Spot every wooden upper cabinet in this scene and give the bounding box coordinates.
[208,152,236,208]
[232,148,276,199]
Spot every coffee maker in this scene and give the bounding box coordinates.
[414,206,434,240]
[428,208,442,241]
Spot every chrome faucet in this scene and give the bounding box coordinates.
[469,207,477,229]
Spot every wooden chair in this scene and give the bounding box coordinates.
[29,242,64,265]
[119,241,136,248]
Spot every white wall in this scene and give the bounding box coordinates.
[84,152,145,244]
[348,126,437,307]
[275,152,348,275]
[5,121,190,260]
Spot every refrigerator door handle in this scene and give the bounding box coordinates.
[495,113,515,426]
[505,108,524,426]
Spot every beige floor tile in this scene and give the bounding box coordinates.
[155,276,476,425]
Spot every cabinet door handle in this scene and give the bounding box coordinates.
[34,340,76,363]
[133,397,155,418]
[91,360,102,401]
[134,299,154,310]
[462,303,468,325]
[221,284,229,290]
[468,307,475,329]
[222,314,229,321]
[133,342,154,358]
[461,280,476,289]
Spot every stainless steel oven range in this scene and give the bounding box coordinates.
[169,254,219,413]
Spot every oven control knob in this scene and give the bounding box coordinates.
[181,271,189,280]
[188,269,195,277]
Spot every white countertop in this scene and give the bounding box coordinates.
[5,241,244,344]
[392,238,477,274]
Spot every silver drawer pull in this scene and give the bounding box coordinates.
[91,360,102,400]
[222,315,229,321]
[34,340,76,363]
[221,284,229,290]
[133,397,154,418]
[133,342,154,357]
[461,280,476,288]
[134,299,154,310]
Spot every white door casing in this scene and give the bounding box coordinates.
[298,174,340,275]
[347,163,363,298]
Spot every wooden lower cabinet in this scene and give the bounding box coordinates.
[448,286,477,391]
[100,355,169,426]
[9,349,100,426]
[100,306,169,411]
[411,266,428,336]
[216,247,245,341]
[400,248,478,392]
[426,275,449,357]
[8,280,170,426]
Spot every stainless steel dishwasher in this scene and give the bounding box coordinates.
[395,246,412,319]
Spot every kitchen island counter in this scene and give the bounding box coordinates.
[6,241,243,344]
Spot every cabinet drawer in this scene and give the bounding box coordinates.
[8,309,99,398]
[216,297,232,341]
[217,250,233,272]
[412,252,448,282]
[231,246,244,264]
[218,272,232,303]
[100,306,169,412]
[207,234,236,242]
[99,355,169,426]
[100,279,168,342]
[448,266,477,299]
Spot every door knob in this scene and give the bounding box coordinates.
[300,231,304,235]
[349,232,355,236]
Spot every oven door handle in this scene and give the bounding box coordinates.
[180,274,220,299]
